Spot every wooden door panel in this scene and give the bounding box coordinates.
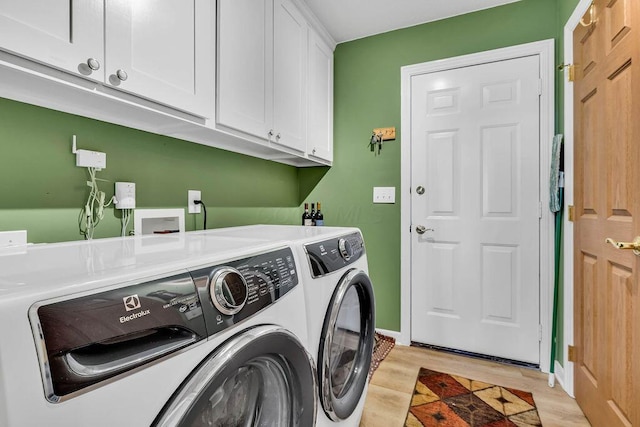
[578,252,598,381]
[606,62,632,215]
[579,90,599,215]
[605,0,631,50]
[608,262,634,424]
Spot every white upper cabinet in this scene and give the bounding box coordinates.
[105,0,214,118]
[307,30,333,162]
[272,0,307,153]
[0,0,214,118]
[217,0,311,154]
[0,0,333,166]
[217,0,273,140]
[0,0,104,80]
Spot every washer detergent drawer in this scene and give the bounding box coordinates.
[30,273,206,402]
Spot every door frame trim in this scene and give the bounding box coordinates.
[399,39,555,373]
[560,0,596,398]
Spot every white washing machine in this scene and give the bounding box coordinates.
[0,229,317,426]
[215,225,376,427]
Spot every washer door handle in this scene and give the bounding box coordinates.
[65,328,197,378]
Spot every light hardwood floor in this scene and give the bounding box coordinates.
[360,345,591,427]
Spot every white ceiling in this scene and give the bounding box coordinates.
[302,0,522,43]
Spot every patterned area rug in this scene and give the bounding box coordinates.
[368,332,396,380]
[405,368,542,426]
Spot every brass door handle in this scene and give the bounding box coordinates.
[605,237,640,255]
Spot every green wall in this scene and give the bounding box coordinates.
[0,97,300,242]
[301,0,566,333]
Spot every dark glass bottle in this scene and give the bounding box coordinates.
[315,202,324,226]
[310,203,316,226]
[302,203,312,226]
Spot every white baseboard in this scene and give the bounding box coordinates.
[375,328,402,342]
[554,361,566,391]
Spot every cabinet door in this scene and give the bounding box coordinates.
[307,30,333,162]
[272,0,307,153]
[0,0,103,80]
[217,0,273,138]
[105,0,214,118]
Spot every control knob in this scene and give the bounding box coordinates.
[209,267,248,315]
[338,238,353,261]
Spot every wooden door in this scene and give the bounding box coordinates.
[105,0,214,118]
[0,0,103,80]
[410,55,541,364]
[573,0,640,425]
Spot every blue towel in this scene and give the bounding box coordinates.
[549,134,563,213]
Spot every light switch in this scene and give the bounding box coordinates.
[373,187,395,204]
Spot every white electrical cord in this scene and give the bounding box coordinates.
[78,167,113,240]
[120,209,132,237]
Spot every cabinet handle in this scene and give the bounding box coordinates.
[276,133,281,140]
[116,69,128,81]
[312,148,316,154]
[268,130,274,138]
[87,58,101,71]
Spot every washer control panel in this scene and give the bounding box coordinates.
[30,274,206,402]
[305,232,365,278]
[190,247,299,336]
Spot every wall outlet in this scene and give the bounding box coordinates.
[188,190,201,214]
[373,187,395,204]
[115,182,136,209]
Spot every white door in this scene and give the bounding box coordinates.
[105,0,214,118]
[217,0,273,138]
[307,29,334,162]
[410,55,541,364]
[272,0,307,152]
[0,0,103,80]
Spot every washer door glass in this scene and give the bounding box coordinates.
[319,269,375,421]
[154,325,316,427]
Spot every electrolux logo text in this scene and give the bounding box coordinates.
[120,294,150,323]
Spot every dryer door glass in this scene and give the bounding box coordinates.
[153,325,316,427]
[319,269,375,422]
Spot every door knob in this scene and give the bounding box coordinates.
[415,225,434,235]
[416,186,425,195]
[605,237,640,255]
[115,69,128,81]
[86,58,100,70]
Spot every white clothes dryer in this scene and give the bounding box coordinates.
[214,225,376,427]
[300,229,375,427]
[0,230,316,426]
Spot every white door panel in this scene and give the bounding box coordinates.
[273,0,307,152]
[217,0,273,138]
[105,0,214,117]
[0,0,103,80]
[410,55,541,364]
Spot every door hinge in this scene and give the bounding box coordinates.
[538,324,543,342]
[568,345,576,362]
[538,202,542,219]
[568,64,576,82]
[568,205,575,222]
[558,64,576,82]
[537,79,542,95]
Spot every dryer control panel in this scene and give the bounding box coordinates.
[304,232,365,278]
[189,247,299,336]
